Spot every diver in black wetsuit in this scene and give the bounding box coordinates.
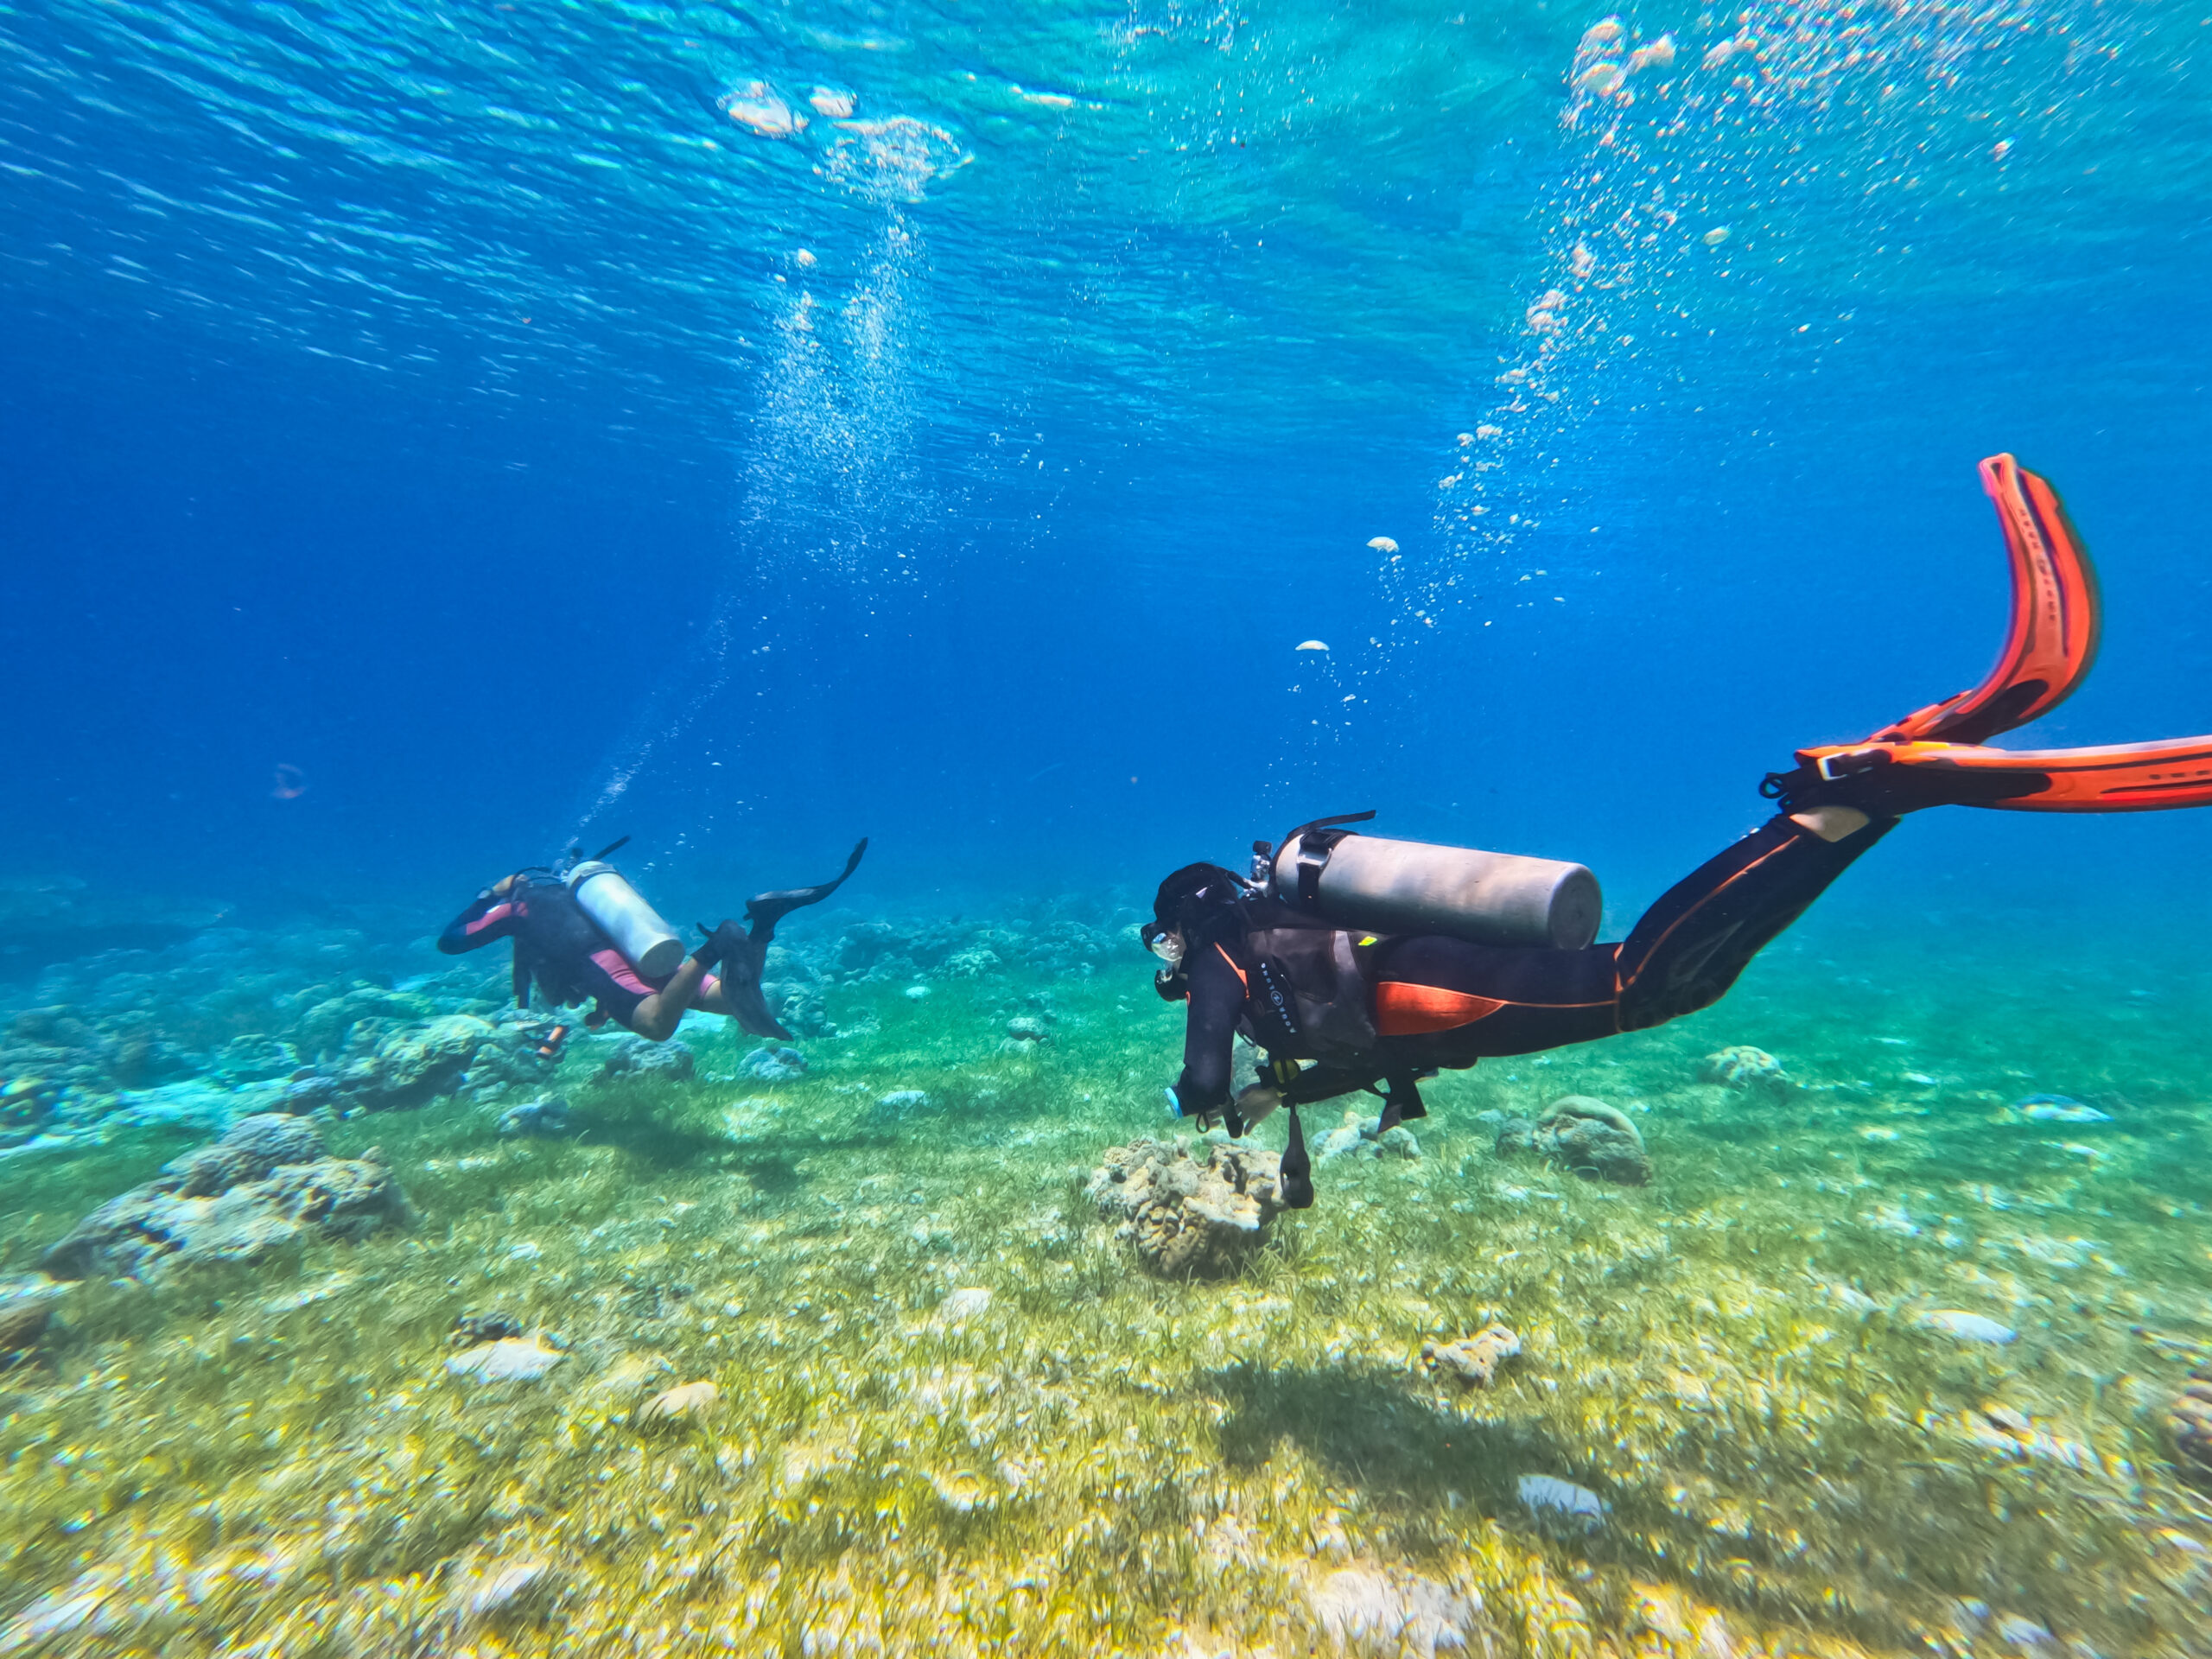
[1144,454,2212,1206]
[440,842,865,1041]
[1147,800,1885,1156]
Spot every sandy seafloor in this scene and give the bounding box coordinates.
[1,893,2209,1659]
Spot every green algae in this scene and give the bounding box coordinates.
[1,954,2209,1658]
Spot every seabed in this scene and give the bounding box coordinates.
[1,913,2209,1658]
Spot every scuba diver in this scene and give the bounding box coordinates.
[440,837,866,1042]
[1147,454,2212,1208]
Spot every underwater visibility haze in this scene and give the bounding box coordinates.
[3,0,2212,1652]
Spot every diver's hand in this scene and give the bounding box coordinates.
[1233,1084,1282,1130]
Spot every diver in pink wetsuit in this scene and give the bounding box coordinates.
[439,841,865,1041]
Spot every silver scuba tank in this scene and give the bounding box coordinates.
[1268,818,1602,950]
[565,861,687,979]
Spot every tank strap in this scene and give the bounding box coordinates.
[1293,837,1328,906]
[1276,810,1376,907]
[1291,825,1357,906]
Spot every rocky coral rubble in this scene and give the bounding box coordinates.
[41,1113,412,1279]
[730,1045,804,1082]
[283,1011,555,1116]
[0,1275,69,1365]
[1314,1108,1421,1163]
[0,1076,67,1152]
[1533,1096,1649,1185]
[598,1034,696,1081]
[3,1003,195,1130]
[1420,1323,1522,1387]
[1087,1135,1289,1277]
[0,893,1141,1140]
[748,904,1138,1033]
[1700,1044,1790,1092]
[2170,1363,2212,1489]
[0,909,549,1141]
[1495,1096,1649,1185]
[1308,1566,1478,1658]
[496,1095,574,1137]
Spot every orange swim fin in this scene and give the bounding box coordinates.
[1872,454,2101,746]
[1771,736,2212,815]
[1766,455,2212,816]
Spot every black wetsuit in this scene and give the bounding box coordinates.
[1169,812,1890,1115]
[438,876,679,1028]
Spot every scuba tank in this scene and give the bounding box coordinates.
[563,841,687,979]
[1261,810,1602,950]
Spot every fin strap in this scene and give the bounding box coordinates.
[1783,736,2212,814]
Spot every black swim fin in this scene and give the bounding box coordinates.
[720,976,794,1041]
[701,840,869,1041]
[744,838,868,941]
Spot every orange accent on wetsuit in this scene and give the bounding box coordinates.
[1374,982,1507,1035]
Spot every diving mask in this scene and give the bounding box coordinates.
[1142,923,1185,966]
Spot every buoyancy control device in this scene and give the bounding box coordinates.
[1255,810,1602,950]
[1238,927,1378,1064]
[563,841,687,979]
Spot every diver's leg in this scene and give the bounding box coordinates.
[1612,810,1892,1031]
[689,974,734,1016]
[1359,810,1891,1053]
[623,957,711,1042]
[579,949,679,1040]
[685,971,798,1039]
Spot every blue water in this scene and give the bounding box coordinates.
[5,0,2207,933]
